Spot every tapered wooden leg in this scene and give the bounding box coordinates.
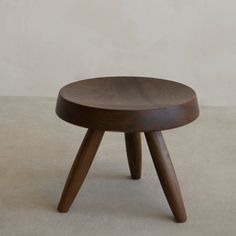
[58,129,104,213]
[124,132,142,179]
[145,131,187,223]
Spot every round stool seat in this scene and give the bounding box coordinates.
[56,77,199,132]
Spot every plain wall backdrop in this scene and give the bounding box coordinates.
[0,0,235,106]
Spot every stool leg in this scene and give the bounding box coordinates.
[124,132,142,179]
[58,129,104,213]
[145,131,187,223]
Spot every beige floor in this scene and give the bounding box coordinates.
[0,97,236,236]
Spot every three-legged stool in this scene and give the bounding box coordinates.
[56,76,199,223]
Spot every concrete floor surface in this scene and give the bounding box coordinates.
[0,97,235,236]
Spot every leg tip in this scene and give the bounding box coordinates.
[130,172,141,180]
[57,205,69,213]
[131,175,141,180]
[175,215,187,223]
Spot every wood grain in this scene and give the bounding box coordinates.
[56,76,199,222]
[124,132,142,179]
[56,77,199,132]
[57,129,104,213]
[145,131,187,223]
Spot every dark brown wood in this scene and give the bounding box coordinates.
[145,131,187,223]
[57,129,104,213]
[56,76,199,132]
[124,132,142,179]
[56,76,199,222]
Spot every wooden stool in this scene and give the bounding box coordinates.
[56,76,199,223]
